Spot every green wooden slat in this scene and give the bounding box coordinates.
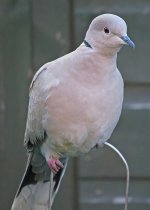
[124,86,150,109]
[118,12,150,84]
[81,203,150,210]
[0,1,30,209]
[75,0,150,9]
[32,0,70,71]
[80,180,150,210]
[0,46,5,152]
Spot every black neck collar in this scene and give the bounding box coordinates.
[83,39,92,49]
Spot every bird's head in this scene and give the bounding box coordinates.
[85,14,135,56]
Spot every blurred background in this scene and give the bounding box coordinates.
[0,0,150,209]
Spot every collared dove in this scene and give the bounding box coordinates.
[11,14,135,210]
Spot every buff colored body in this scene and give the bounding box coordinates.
[29,48,123,160]
[11,14,134,210]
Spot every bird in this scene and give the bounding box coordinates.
[11,13,135,210]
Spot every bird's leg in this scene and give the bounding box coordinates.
[48,157,64,174]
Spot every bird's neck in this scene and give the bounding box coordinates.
[82,44,117,72]
[75,44,117,78]
[93,51,117,74]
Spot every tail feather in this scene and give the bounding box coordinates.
[11,150,68,210]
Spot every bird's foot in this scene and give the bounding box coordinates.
[48,158,64,174]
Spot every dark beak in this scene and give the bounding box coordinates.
[121,35,135,48]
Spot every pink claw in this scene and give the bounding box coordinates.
[48,158,64,174]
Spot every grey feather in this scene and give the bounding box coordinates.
[11,151,68,210]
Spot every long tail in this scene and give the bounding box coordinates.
[11,151,68,210]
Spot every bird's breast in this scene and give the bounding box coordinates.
[44,69,124,156]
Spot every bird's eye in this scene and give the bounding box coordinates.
[104,27,109,34]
